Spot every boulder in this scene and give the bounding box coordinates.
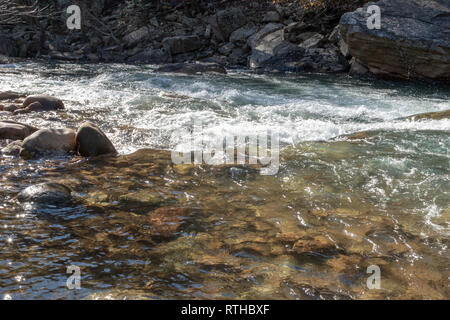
[0,35,17,57]
[15,101,61,114]
[229,24,259,45]
[248,24,305,72]
[349,58,370,77]
[75,121,117,157]
[155,62,227,75]
[18,183,72,205]
[162,36,202,55]
[283,22,319,44]
[123,26,152,47]
[297,48,350,73]
[128,48,171,64]
[299,33,325,49]
[4,104,19,113]
[339,0,450,81]
[23,95,65,110]
[0,121,38,140]
[1,140,22,156]
[20,128,76,159]
[0,91,23,101]
[206,7,247,42]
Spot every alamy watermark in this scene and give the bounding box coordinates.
[366,265,381,290]
[367,5,381,30]
[66,265,81,290]
[171,121,280,176]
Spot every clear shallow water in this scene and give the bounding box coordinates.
[0,62,449,299]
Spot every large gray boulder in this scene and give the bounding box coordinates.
[20,128,76,159]
[339,0,450,81]
[76,122,117,157]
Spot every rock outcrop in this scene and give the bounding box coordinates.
[339,0,450,81]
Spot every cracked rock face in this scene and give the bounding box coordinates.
[339,0,450,81]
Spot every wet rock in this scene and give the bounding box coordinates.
[1,140,22,156]
[18,183,72,205]
[339,0,450,81]
[75,121,117,157]
[4,104,19,112]
[0,120,38,140]
[292,236,336,254]
[0,91,23,101]
[148,207,186,239]
[119,190,162,208]
[155,62,226,75]
[20,128,76,159]
[14,101,51,114]
[326,254,362,273]
[162,35,202,55]
[22,95,65,110]
[349,58,370,77]
[403,109,450,121]
[49,51,84,61]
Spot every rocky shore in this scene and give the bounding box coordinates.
[1,0,448,81]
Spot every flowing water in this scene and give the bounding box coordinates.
[0,62,449,299]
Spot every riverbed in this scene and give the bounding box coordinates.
[0,62,449,299]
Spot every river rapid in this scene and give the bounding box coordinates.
[0,62,449,299]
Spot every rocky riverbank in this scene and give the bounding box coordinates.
[1,0,448,81]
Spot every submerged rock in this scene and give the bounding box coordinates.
[18,183,72,205]
[339,0,450,81]
[292,236,336,255]
[1,140,22,156]
[0,120,38,140]
[75,121,117,157]
[20,128,76,159]
[119,190,162,208]
[403,109,450,121]
[148,207,186,239]
[155,62,227,75]
[22,95,65,110]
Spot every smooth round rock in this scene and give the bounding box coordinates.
[18,183,72,205]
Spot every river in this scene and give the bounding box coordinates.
[0,62,449,299]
